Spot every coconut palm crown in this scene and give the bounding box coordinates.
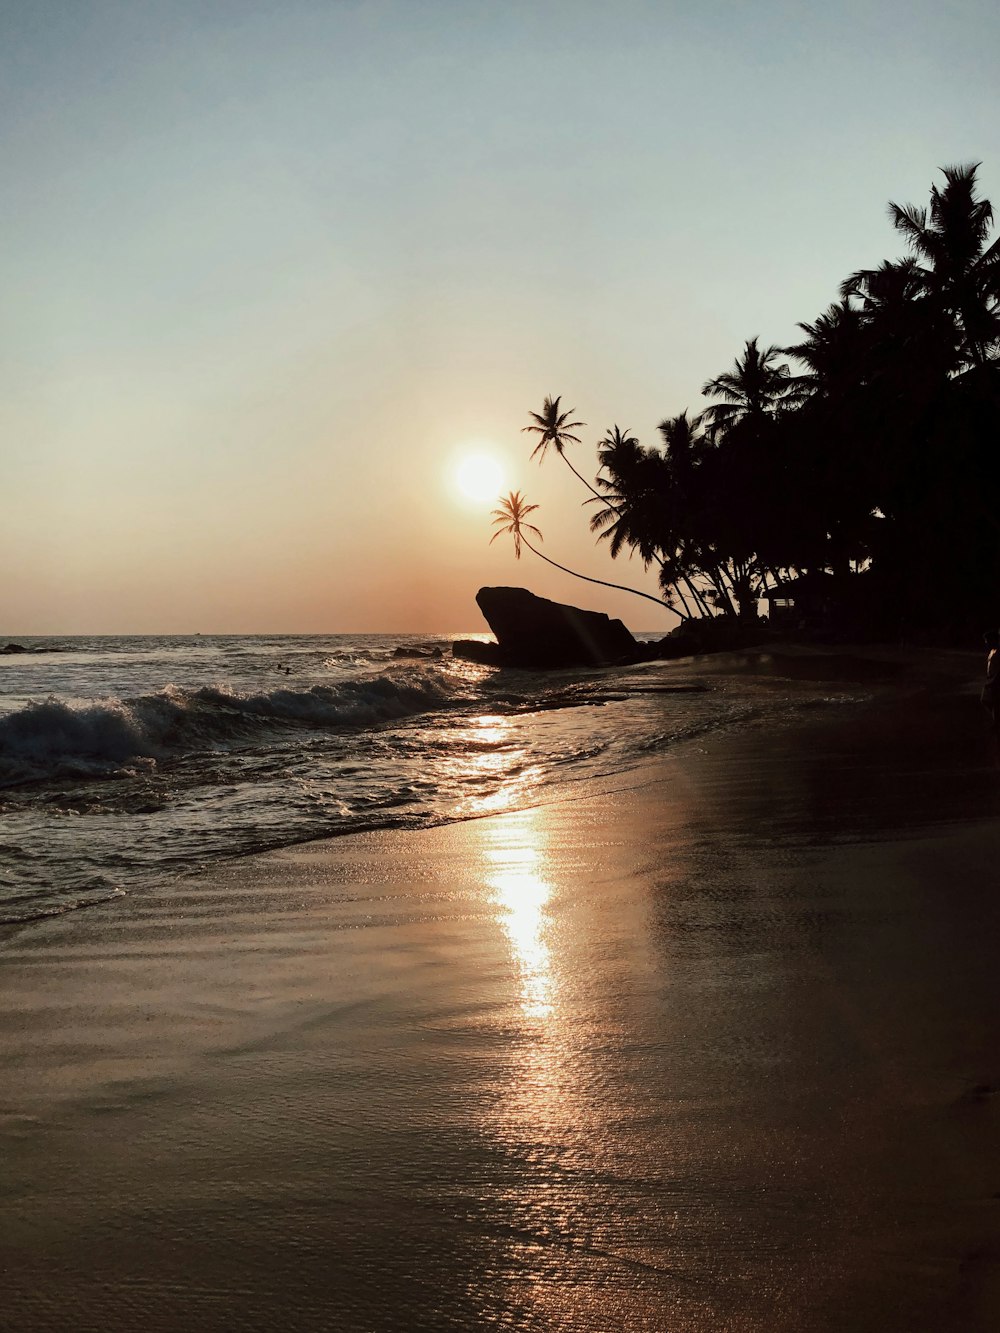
[700,337,798,438]
[522,394,607,501]
[522,395,585,462]
[843,164,1000,368]
[489,491,542,560]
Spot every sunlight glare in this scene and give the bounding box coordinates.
[485,810,555,1020]
[453,450,505,504]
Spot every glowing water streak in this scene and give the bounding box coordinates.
[484,808,554,1019]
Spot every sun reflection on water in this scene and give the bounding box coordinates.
[474,800,613,1324]
[453,715,545,817]
[485,807,554,1019]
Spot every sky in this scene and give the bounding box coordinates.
[3,0,999,634]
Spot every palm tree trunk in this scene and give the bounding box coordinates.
[683,575,712,618]
[709,567,739,618]
[521,537,672,611]
[672,584,693,619]
[560,453,607,506]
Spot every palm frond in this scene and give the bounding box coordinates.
[521,395,585,461]
[889,201,929,251]
[490,490,544,558]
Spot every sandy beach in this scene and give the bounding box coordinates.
[4,650,1000,1331]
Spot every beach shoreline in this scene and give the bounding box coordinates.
[4,648,1000,1330]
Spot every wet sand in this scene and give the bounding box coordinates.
[3,651,1000,1330]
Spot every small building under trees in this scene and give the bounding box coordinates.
[764,573,837,629]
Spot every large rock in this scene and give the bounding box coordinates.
[454,587,640,669]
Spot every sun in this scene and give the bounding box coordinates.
[453,450,506,504]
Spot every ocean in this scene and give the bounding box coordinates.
[0,633,858,931]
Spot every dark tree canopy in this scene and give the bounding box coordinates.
[518,164,1000,638]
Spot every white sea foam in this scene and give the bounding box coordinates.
[0,669,459,784]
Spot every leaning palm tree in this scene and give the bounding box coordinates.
[489,490,543,558]
[522,395,604,501]
[490,491,671,610]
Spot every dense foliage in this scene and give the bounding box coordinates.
[534,164,1000,637]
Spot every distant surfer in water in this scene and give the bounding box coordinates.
[981,630,999,732]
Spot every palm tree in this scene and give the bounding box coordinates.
[840,256,926,315]
[839,256,953,376]
[589,435,700,619]
[522,395,604,500]
[588,425,647,559]
[700,338,798,439]
[783,300,867,400]
[888,163,1000,368]
[489,490,542,559]
[780,301,883,574]
[490,491,671,610]
[596,423,642,469]
[844,165,1000,369]
[654,412,716,616]
[657,410,709,481]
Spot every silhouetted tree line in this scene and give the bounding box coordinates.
[512,165,1000,638]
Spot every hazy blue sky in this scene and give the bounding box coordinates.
[3,0,998,632]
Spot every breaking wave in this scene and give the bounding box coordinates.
[0,669,460,784]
